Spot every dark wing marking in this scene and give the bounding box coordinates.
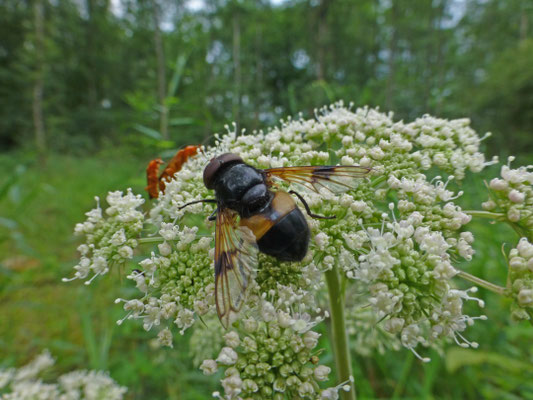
[214,206,257,328]
[264,165,371,194]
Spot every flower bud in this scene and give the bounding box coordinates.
[303,331,320,349]
[314,365,331,381]
[518,289,533,307]
[200,359,217,375]
[298,381,315,396]
[224,331,240,348]
[510,257,526,271]
[508,189,525,203]
[242,317,258,333]
[489,178,507,191]
[242,379,258,393]
[508,208,521,222]
[217,347,238,365]
[273,378,286,392]
[517,238,533,259]
[286,376,302,388]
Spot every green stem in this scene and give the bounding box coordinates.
[138,236,165,244]
[464,210,505,220]
[456,270,507,296]
[370,175,387,188]
[325,264,355,400]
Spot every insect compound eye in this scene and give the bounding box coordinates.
[203,153,243,189]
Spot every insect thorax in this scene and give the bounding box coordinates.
[214,163,270,214]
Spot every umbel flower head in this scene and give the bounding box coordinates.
[0,350,127,400]
[201,306,348,400]
[69,102,497,369]
[482,157,533,239]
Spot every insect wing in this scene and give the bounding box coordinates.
[214,207,257,328]
[264,165,371,194]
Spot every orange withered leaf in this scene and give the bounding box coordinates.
[145,158,164,199]
[158,145,200,191]
[145,145,200,199]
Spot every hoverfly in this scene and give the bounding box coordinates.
[171,153,371,328]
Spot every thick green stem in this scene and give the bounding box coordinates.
[456,270,507,296]
[325,264,355,400]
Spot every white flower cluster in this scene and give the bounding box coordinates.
[200,305,346,400]
[66,189,144,284]
[70,102,502,362]
[483,158,533,236]
[0,351,126,400]
[508,238,533,321]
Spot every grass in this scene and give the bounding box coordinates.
[1,150,532,399]
[0,151,217,399]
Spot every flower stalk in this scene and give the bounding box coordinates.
[325,263,355,400]
[464,210,506,220]
[456,270,507,296]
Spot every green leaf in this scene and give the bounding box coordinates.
[446,348,533,374]
[168,53,188,97]
[169,117,196,126]
[133,124,162,140]
[0,164,25,201]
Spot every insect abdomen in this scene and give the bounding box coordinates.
[257,207,310,261]
[240,191,310,262]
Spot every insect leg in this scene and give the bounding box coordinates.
[177,198,217,211]
[208,208,217,221]
[289,190,336,220]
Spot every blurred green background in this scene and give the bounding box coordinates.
[1,0,532,398]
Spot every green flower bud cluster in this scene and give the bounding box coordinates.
[190,317,225,367]
[508,238,533,321]
[0,350,127,400]
[253,253,323,314]
[201,308,342,400]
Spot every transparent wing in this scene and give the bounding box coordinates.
[214,207,257,328]
[264,165,371,194]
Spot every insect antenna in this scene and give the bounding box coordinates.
[177,198,217,211]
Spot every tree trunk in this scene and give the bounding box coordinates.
[85,0,98,109]
[316,0,332,81]
[232,8,242,130]
[152,0,168,140]
[385,1,398,111]
[434,0,446,114]
[33,0,46,162]
[253,21,262,130]
[520,5,528,42]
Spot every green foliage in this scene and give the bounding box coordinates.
[1,0,531,158]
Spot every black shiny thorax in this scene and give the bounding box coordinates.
[212,162,272,217]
